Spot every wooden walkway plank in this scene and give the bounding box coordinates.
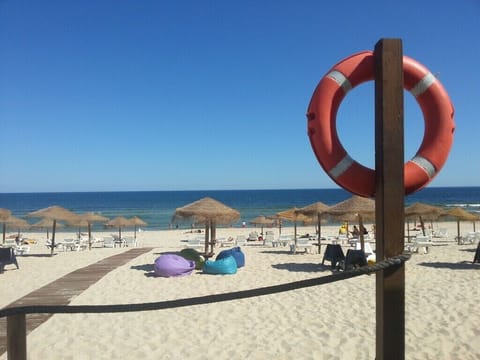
[0,247,153,356]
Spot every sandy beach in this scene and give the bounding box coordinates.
[1,222,479,360]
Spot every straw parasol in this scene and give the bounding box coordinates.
[275,207,312,252]
[26,206,79,255]
[130,216,147,239]
[2,215,30,244]
[296,201,329,253]
[405,202,445,237]
[0,208,11,221]
[31,218,65,239]
[440,207,478,244]
[250,215,274,235]
[106,216,132,241]
[68,212,109,250]
[324,195,375,251]
[172,197,240,255]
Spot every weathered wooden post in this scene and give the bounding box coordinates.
[374,38,405,360]
[7,314,27,360]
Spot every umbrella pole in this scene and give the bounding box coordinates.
[359,215,365,252]
[294,221,297,254]
[210,220,215,253]
[457,219,461,245]
[134,225,137,240]
[407,220,410,242]
[88,223,92,250]
[2,223,5,244]
[204,223,209,255]
[419,216,426,236]
[317,213,322,254]
[51,220,56,256]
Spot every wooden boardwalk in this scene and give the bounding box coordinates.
[0,247,154,356]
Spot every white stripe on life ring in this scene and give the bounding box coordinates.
[410,72,436,97]
[327,70,352,93]
[410,155,436,178]
[329,154,354,179]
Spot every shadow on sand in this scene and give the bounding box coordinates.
[272,262,330,273]
[418,261,479,270]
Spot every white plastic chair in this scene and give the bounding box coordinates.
[103,236,115,248]
[235,235,247,246]
[263,233,275,247]
[292,238,313,254]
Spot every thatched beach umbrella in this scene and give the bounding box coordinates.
[0,208,11,220]
[31,218,65,240]
[2,215,30,244]
[250,215,274,235]
[405,202,445,237]
[69,212,109,250]
[27,206,79,255]
[106,216,132,241]
[130,216,147,239]
[172,197,240,255]
[324,195,375,251]
[276,207,312,252]
[440,207,478,245]
[296,201,329,253]
[1,209,12,243]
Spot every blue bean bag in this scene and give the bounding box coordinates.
[216,246,245,268]
[203,255,237,275]
[154,254,195,277]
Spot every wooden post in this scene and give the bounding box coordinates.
[51,219,56,255]
[374,39,405,360]
[7,314,27,360]
[204,222,209,255]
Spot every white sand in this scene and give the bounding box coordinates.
[1,222,479,360]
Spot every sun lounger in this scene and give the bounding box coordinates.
[277,235,292,247]
[124,236,137,247]
[457,232,476,245]
[185,237,205,250]
[103,236,115,248]
[290,238,314,254]
[432,228,448,238]
[235,235,247,246]
[263,233,275,247]
[406,235,432,254]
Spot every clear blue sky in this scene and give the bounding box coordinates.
[1,0,479,193]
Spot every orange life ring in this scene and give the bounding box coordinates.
[307,51,455,196]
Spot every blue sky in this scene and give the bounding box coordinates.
[1,0,479,193]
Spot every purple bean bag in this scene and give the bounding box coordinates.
[154,254,195,277]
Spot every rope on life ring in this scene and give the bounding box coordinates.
[307,51,455,197]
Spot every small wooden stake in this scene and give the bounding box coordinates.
[374,38,405,360]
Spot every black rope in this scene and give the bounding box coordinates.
[0,254,410,318]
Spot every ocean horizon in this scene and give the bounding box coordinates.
[1,186,479,230]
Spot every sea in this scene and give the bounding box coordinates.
[1,187,479,231]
